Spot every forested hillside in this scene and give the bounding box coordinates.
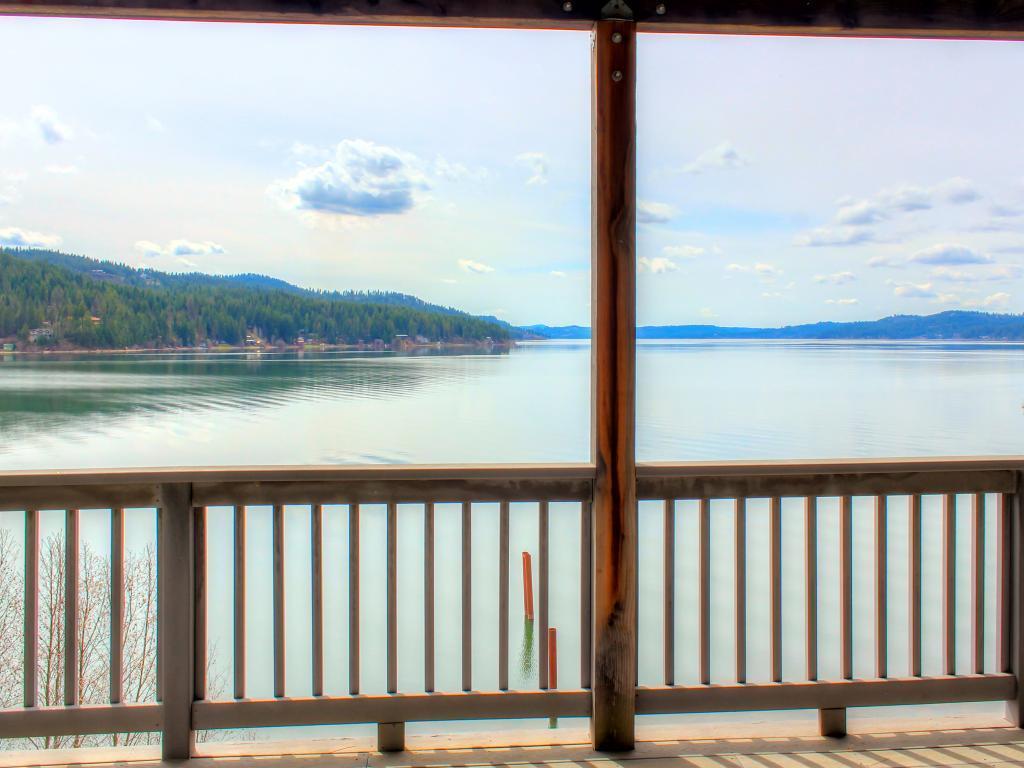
[0,249,509,349]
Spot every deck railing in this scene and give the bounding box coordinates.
[0,458,1021,756]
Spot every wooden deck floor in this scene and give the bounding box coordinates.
[5,716,1024,768]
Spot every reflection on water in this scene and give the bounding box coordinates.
[1,340,1024,469]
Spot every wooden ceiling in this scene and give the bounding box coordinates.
[0,0,1023,39]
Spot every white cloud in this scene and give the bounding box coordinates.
[0,226,61,248]
[637,200,676,224]
[269,139,429,218]
[0,171,26,205]
[639,256,678,274]
[45,164,78,175]
[662,244,704,259]
[434,156,488,183]
[515,152,548,186]
[931,264,1023,283]
[983,291,1011,307]
[825,298,859,305]
[135,239,226,259]
[910,244,992,266]
[726,263,747,273]
[177,257,198,269]
[814,271,856,285]
[867,255,903,268]
[30,106,73,145]
[754,262,781,277]
[683,141,749,174]
[936,176,981,204]
[794,226,875,247]
[990,203,1024,218]
[834,185,931,226]
[891,281,938,299]
[458,258,494,274]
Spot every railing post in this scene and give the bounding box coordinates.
[1007,471,1024,727]
[591,17,637,752]
[159,483,195,760]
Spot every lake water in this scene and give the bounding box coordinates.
[1,340,1022,742]
[3,340,1024,468]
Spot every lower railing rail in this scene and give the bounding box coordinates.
[0,458,1021,755]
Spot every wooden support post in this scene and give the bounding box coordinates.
[377,721,405,752]
[1007,475,1024,727]
[591,17,636,753]
[819,707,847,738]
[159,483,195,760]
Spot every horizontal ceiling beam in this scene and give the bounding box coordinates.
[0,0,1023,39]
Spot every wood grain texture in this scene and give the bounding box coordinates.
[158,483,195,760]
[590,17,637,752]
[0,0,1023,39]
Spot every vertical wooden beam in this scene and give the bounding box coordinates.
[194,506,208,702]
[159,483,195,760]
[24,509,38,709]
[580,499,593,690]
[273,504,285,698]
[806,498,818,682]
[840,496,853,681]
[663,500,674,687]
[387,502,398,695]
[972,493,985,675]
[735,498,747,685]
[64,508,79,707]
[312,504,324,697]
[943,493,956,676]
[424,502,435,693]
[770,497,782,683]
[875,496,887,680]
[498,501,510,692]
[590,17,636,753]
[1007,477,1024,726]
[461,502,472,692]
[699,498,711,686]
[539,501,550,689]
[349,504,360,696]
[910,494,923,678]
[233,505,246,700]
[110,508,124,705]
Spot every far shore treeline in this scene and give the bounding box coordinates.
[0,249,512,349]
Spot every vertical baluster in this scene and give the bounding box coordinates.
[311,504,324,697]
[65,508,79,707]
[233,505,246,700]
[943,493,956,676]
[769,497,782,683]
[700,498,711,686]
[349,504,360,696]
[875,496,888,679]
[273,504,285,698]
[387,502,398,695]
[498,501,509,691]
[806,498,818,682]
[110,508,124,704]
[539,501,550,689]
[462,502,473,692]
[841,496,853,681]
[972,493,985,675]
[194,506,207,701]
[24,509,38,708]
[663,500,675,686]
[424,502,435,693]
[910,494,923,678]
[1007,481,1024,726]
[581,499,593,690]
[1000,492,1011,674]
[735,497,746,684]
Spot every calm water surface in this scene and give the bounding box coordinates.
[3,340,1024,468]
[2,341,1022,739]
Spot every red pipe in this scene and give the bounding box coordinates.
[548,628,557,690]
[522,551,534,620]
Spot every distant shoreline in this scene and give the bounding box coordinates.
[1,340,513,355]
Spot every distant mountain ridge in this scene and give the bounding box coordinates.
[527,311,1024,341]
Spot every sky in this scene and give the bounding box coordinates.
[0,18,1022,327]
